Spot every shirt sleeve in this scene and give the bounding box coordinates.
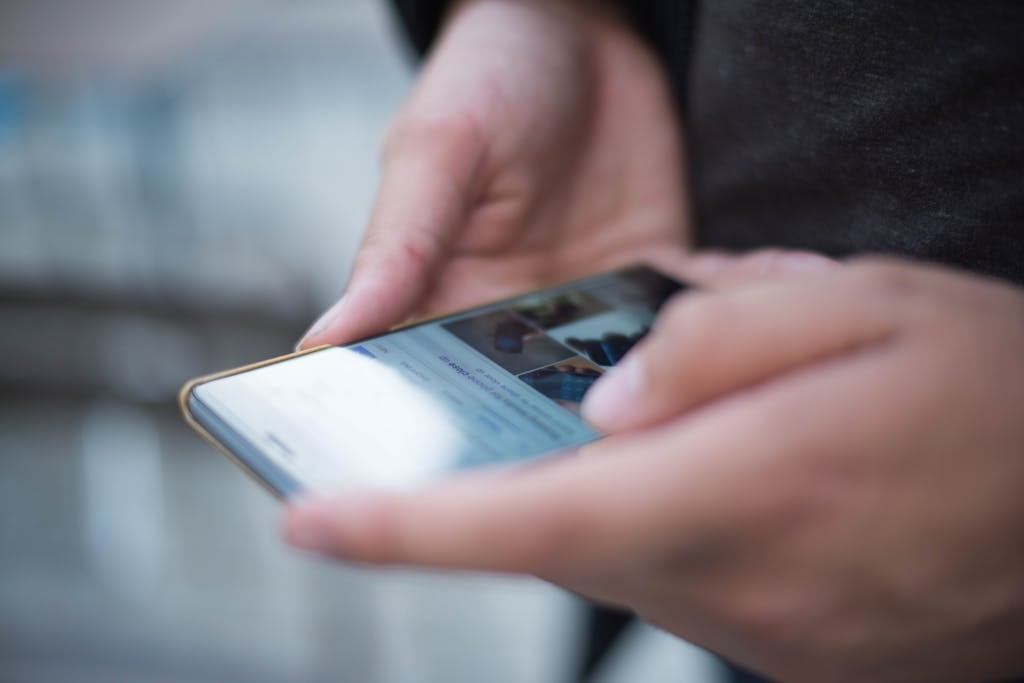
[387,0,693,65]
[389,0,451,57]
[388,0,693,114]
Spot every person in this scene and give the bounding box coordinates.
[285,1,1024,681]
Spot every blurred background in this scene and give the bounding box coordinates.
[0,1,722,681]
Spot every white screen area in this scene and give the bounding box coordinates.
[194,268,680,494]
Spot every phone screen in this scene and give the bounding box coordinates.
[188,265,685,497]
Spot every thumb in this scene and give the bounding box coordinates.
[298,118,484,349]
[581,268,893,433]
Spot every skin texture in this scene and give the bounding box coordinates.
[296,0,689,347]
[286,1,1024,681]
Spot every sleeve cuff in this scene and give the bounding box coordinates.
[389,0,453,57]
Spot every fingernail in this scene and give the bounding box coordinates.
[296,295,347,351]
[581,352,645,427]
[772,252,838,274]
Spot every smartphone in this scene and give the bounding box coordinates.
[180,264,687,499]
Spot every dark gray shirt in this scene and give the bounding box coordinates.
[392,0,1024,285]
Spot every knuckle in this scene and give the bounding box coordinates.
[397,234,442,274]
[359,205,445,264]
[381,111,483,165]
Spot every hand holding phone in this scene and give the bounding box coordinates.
[294,0,690,351]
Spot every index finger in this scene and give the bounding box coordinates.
[281,420,745,574]
[298,117,483,349]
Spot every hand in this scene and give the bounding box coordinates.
[298,0,688,348]
[285,257,1024,683]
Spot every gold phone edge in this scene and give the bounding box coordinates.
[177,344,334,501]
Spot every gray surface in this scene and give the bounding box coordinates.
[0,398,581,683]
[0,1,723,680]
